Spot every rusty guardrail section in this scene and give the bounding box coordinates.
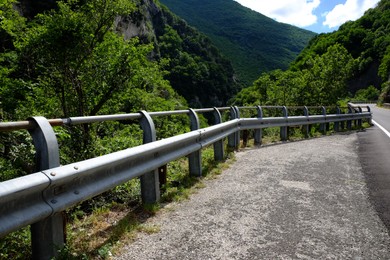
[0,105,371,259]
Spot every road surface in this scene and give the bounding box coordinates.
[358,104,390,233]
[116,130,390,259]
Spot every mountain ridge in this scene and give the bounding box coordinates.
[159,0,316,85]
[232,0,390,106]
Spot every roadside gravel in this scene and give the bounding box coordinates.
[115,133,390,259]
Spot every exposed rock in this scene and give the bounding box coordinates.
[115,0,158,42]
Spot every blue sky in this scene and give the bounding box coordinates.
[233,0,380,33]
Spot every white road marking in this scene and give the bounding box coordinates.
[372,119,390,139]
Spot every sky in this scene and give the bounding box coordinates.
[233,0,380,33]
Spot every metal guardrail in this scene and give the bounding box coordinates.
[0,105,371,259]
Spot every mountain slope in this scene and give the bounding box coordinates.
[135,0,240,107]
[159,0,316,85]
[291,0,390,101]
[232,0,390,106]
[7,0,239,109]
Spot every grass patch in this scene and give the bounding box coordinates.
[261,127,281,143]
[0,228,31,259]
[60,203,159,259]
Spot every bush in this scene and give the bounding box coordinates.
[354,85,380,101]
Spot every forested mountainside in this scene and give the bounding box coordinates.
[1,0,239,120]
[0,0,239,180]
[151,4,239,108]
[159,0,316,86]
[233,0,390,106]
[292,0,390,103]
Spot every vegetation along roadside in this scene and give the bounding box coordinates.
[0,0,388,258]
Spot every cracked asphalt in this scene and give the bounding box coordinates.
[115,133,390,259]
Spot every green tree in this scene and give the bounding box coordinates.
[302,44,356,105]
[379,45,390,81]
[233,44,355,106]
[0,0,188,162]
[354,85,380,101]
[15,0,137,118]
[0,0,27,120]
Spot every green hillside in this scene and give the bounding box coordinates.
[159,0,316,85]
[233,0,390,106]
[1,0,239,119]
[291,0,390,103]
[0,0,239,181]
[151,4,239,107]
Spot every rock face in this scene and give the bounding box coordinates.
[115,0,159,42]
[14,0,156,44]
[16,0,158,42]
[115,16,149,40]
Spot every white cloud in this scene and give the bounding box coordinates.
[234,0,321,27]
[323,0,380,28]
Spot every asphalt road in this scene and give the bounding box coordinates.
[370,105,390,132]
[357,105,390,233]
[116,134,390,259]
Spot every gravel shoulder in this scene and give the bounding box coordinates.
[115,133,390,259]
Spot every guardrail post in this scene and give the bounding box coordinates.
[28,117,64,260]
[320,106,327,134]
[213,107,224,161]
[188,109,202,177]
[280,106,288,141]
[335,107,341,132]
[367,106,372,125]
[254,106,263,145]
[139,111,160,204]
[357,107,363,127]
[347,107,353,130]
[234,106,240,148]
[228,106,239,149]
[303,106,310,138]
[340,108,345,130]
